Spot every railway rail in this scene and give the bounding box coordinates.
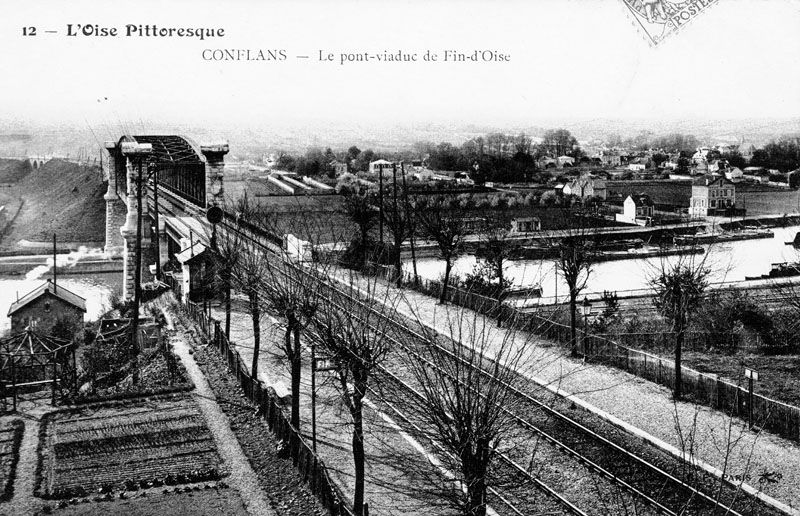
[216,215,785,516]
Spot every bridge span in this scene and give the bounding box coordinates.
[103,135,226,300]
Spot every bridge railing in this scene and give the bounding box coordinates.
[183,301,354,516]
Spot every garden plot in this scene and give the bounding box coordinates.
[37,394,226,498]
[0,419,23,500]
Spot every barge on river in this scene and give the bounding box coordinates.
[512,244,703,262]
[673,228,773,245]
[745,262,800,281]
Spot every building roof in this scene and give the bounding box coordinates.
[627,194,654,207]
[175,241,209,264]
[369,159,393,166]
[692,175,734,187]
[0,328,71,357]
[7,279,86,316]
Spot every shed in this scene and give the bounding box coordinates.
[7,280,86,335]
[175,241,216,302]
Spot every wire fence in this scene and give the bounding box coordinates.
[183,301,355,516]
[364,263,800,442]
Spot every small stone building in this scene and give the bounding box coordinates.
[7,280,86,334]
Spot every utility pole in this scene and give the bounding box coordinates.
[52,233,57,293]
[130,155,145,385]
[379,165,384,243]
[151,163,161,280]
[401,162,418,285]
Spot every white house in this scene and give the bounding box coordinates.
[724,167,743,182]
[556,156,575,168]
[616,194,654,225]
[368,159,394,175]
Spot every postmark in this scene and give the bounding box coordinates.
[620,0,721,45]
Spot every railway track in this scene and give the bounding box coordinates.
[218,216,784,516]
[313,278,766,515]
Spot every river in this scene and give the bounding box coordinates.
[409,225,800,302]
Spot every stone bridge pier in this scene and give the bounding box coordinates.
[104,136,227,301]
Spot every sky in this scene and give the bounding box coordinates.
[1,0,799,136]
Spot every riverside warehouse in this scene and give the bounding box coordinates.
[65,23,225,39]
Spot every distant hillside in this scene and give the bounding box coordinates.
[0,159,107,248]
[0,158,32,183]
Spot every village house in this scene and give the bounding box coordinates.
[510,216,541,233]
[368,159,394,175]
[8,279,86,334]
[599,151,622,167]
[538,156,557,169]
[331,161,348,176]
[724,167,744,182]
[563,173,607,200]
[743,166,769,183]
[556,156,575,168]
[616,194,654,225]
[689,176,736,218]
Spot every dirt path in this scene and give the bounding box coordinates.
[1,415,44,516]
[167,318,275,516]
[209,303,456,515]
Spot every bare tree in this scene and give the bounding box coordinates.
[651,253,710,399]
[337,174,379,268]
[209,202,243,339]
[224,195,270,380]
[379,164,414,285]
[255,208,340,430]
[551,213,597,357]
[307,276,399,515]
[414,195,468,303]
[475,193,527,295]
[399,306,528,516]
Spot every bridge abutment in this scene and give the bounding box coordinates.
[120,142,154,301]
[103,142,126,258]
[201,142,228,207]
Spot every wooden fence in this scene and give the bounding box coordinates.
[366,265,800,442]
[183,301,354,516]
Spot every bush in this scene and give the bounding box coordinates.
[461,261,510,299]
[339,238,391,270]
[694,291,773,350]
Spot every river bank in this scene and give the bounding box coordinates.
[0,254,122,276]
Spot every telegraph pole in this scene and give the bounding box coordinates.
[130,156,144,385]
[378,165,384,243]
[151,163,161,279]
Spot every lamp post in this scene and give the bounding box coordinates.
[582,296,592,357]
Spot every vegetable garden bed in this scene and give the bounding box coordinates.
[0,419,23,501]
[36,394,225,499]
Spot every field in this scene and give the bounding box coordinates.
[0,159,106,249]
[37,394,225,499]
[737,185,800,216]
[0,419,23,500]
[684,351,800,407]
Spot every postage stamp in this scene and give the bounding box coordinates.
[620,0,721,46]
